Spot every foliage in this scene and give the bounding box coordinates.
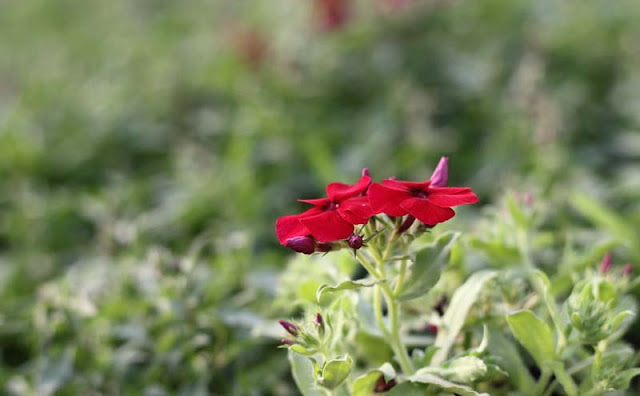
[1,0,640,394]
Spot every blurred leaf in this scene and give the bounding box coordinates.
[352,362,396,396]
[432,270,497,365]
[506,310,556,367]
[398,232,459,301]
[288,351,325,396]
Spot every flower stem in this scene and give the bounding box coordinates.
[379,282,415,375]
[356,251,382,279]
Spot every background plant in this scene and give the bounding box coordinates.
[1,0,640,394]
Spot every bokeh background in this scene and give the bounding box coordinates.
[1,0,640,394]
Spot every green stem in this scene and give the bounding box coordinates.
[379,282,415,375]
[517,230,567,352]
[356,251,382,279]
[535,368,552,396]
[374,286,391,339]
[393,241,409,296]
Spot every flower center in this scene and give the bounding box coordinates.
[326,201,339,211]
[411,189,429,199]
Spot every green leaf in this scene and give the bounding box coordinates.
[318,355,353,390]
[616,368,640,389]
[431,270,497,365]
[385,382,428,396]
[398,232,459,301]
[352,363,396,396]
[487,327,536,391]
[406,371,490,396]
[288,351,326,396]
[421,356,488,384]
[572,193,640,257]
[316,279,382,304]
[506,310,556,367]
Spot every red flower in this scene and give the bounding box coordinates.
[368,159,478,226]
[314,0,351,31]
[276,171,373,244]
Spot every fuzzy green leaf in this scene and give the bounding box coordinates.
[431,270,497,365]
[318,355,352,390]
[288,351,325,396]
[506,310,556,367]
[398,232,459,301]
[352,363,396,396]
[405,371,490,396]
[316,279,381,303]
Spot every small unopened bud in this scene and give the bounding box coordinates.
[425,324,439,334]
[348,234,364,250]
[623,263,632,277]
[285,236,315,255]
[278,320,299,336]
[281,338,295,345]
[600,252,612,274]
[362,168,371,177]
[398,215,416,233]
[429,156,449,187]
[315,313,325,337]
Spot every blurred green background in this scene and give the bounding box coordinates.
[1,0,640,394]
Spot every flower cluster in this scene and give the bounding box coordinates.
[276,157,479,254]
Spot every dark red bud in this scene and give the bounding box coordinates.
[426,324,439,334]
[348,234,364,250]
[278,320,299,336]
[362,168,371,177]
[316,242,332,253]
[623,263,633,277]
[374,375,397,392]
[398,215,416,233]
[281,338,295,345]
[600,252,612,274]
[315,313,324,326]
[285,236,316,255]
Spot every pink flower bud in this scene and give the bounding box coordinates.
[600,252,612,274]
[285,236,315,255]
[623,263,632,277]
[315,313,324,327]
[348,234,364,249]
[362,168,371,177]
[281,338,295,345]
[429,156,449,187]
[278,320,299,336]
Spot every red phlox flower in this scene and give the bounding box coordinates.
[276,172,373,244]
[314,0,351,31]
[368,157,478,226]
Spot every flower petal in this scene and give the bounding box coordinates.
[426,187,479,207]
[338,196,373,224]
[381,179,430,192]
[275,214,311,244]
[400,197,455,225]
[300,211,354,242]
[298,197,331,206]
[326,175,371,202]
[368,183,412,216]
